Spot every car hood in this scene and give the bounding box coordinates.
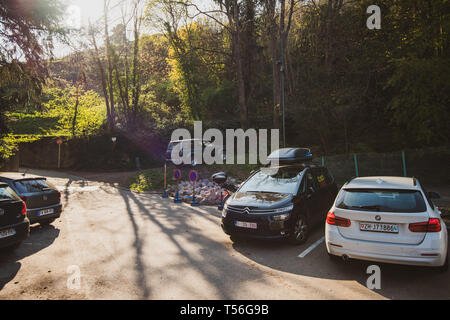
[227,191,293,209]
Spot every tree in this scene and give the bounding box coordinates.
[0,0,66,134]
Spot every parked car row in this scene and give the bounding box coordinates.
[0,173,62,252]
[213,148,448,271]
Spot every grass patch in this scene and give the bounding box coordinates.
[129,168,165,192]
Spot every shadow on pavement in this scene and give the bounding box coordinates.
[0,225,60,291]
[230,227,450,300]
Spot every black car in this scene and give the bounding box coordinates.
[165,139,226,166]
[0,174,62,226]
[214,148,338,245]
[0,183,30,250]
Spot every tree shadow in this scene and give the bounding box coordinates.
[0,225,60,291]
[117,190,277,299]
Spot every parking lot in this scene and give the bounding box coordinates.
[0,169,448,300]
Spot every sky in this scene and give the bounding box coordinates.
[55,0,217,57]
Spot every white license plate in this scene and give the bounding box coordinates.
[235,221,257,229]
[38,208,54,216]
[360,222,399,233]
[0,228,16,239]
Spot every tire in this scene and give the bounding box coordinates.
[39,218,55,226]
[327,251,340,262]
[230,235,241,243]
[436,252,448,273]
[288,214,309,245]
[2,241,22,252]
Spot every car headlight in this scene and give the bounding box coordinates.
[272,204,294,221]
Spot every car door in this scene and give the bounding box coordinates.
[301,169,322,227]
[313,168,337,221]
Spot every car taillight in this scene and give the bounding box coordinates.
[21,201,27,216]
[58,191,61,200]
[409,218,441,233]
[326,212,351,227]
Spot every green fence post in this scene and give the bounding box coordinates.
[321,156,325,166]
[354,154,359,177]
[402,151,407,177]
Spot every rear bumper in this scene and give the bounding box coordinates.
[0,219,30,249]
[325,224,448,267]
[27,203,62,224]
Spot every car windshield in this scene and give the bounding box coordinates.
[14,179,53,193]
[238,168,303,195]
[336,189,427,213]
[0,186,20,201]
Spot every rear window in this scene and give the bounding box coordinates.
[0,186,20,201]
[14,179,53,193]
[336,189,427,213]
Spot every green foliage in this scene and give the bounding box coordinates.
[386,58,450,146]
[129,169,165,192]
[40,86,106,136]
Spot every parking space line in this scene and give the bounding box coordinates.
[297,236,325,258]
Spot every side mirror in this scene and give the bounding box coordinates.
[212,172,227,185]
[427,191,441,199]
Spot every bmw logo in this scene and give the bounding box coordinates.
[375,215,381,221]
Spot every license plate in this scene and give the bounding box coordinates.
[38,208,54,216]
[0,228,16,239]
[360,222,399,233]
[235,221,257,229]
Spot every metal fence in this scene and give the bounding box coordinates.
[312,146,450,186]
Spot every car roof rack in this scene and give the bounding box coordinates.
[267,148,313,164]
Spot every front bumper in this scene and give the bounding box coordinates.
[325,224,448,267]
[27,203,62,224]
[0,219,30,249]
[221,217,292,240]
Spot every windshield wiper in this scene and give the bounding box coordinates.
[245,190,279,194]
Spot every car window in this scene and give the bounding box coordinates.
[301,171,317,193]
[336,189,427,213]
[0,186,20,201]
[13,179,52,193]
[239,167,303,195]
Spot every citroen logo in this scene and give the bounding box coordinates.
[243,207,251,215]
[375,215,381,221]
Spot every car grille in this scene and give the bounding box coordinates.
[226,205,277,215]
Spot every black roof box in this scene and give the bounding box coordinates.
[267,148,312,163]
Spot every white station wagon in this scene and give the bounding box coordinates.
[325,176,448,271]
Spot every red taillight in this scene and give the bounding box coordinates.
[326,212,351,227]
[58,191,61,200]
[409,218,441,233]
[21,201,27,216]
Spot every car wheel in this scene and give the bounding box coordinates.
[288,214,309,245]
[327,251,340,262]
[230,235,241,243]
[40,218,55,226]
[436,252,448,273]
[2,241,22,253]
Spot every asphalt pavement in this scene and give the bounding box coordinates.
[0,169,448,300]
